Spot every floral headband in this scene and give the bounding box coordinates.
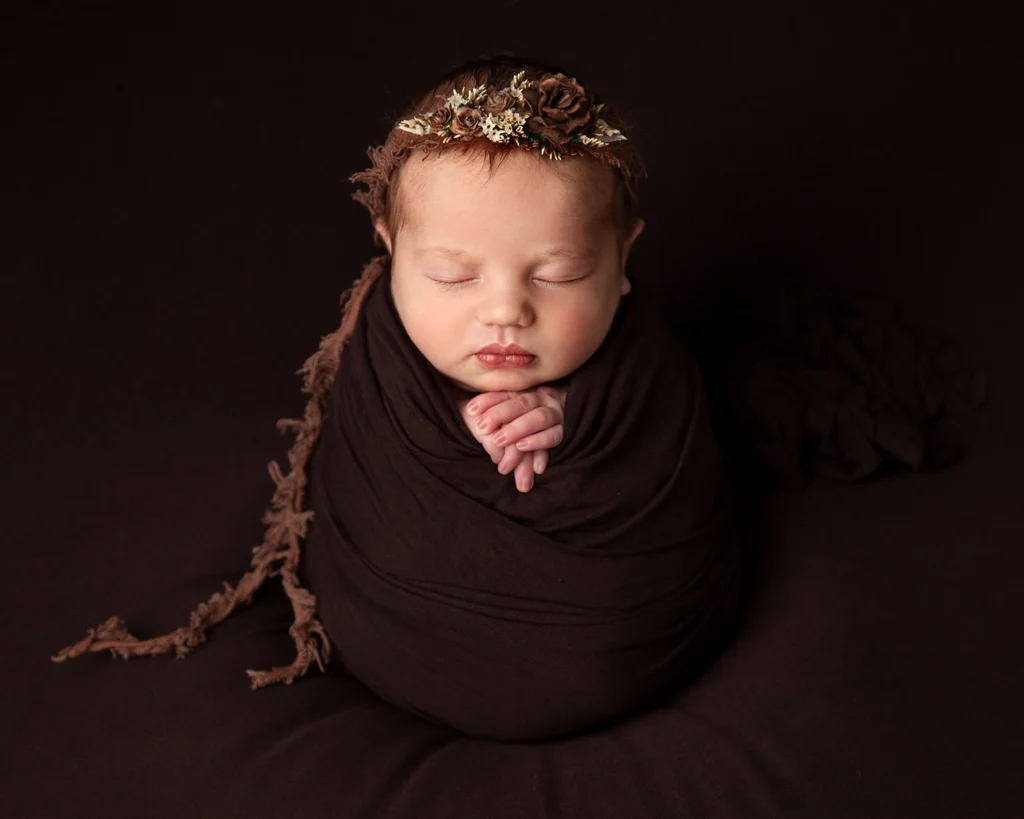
[395,70,626,160]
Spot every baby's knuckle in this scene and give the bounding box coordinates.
[513,393,533,412]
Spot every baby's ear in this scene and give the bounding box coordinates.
[619,218,645,277]
[374,218,393,254]
[623,218,645,261]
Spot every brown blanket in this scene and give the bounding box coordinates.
[299,258,745,741]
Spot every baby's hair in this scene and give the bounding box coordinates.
[51,52,648,687]
[351,53,647,249]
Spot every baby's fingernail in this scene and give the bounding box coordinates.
[536,462,545,474]
[467,402,479,415]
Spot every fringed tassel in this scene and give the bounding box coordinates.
[52,255,390,690]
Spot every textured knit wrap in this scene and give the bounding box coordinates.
[301,260,744,741]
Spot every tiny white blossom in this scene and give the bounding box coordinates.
[480,114,510,143]
[591,119,627,142]
[396,119,428,135]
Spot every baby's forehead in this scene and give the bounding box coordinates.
[398,151,616,229]
[404,150,611,196]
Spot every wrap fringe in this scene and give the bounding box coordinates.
[51,255,390,689]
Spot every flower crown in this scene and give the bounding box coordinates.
[395,70,626,160]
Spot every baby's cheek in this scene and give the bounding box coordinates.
[548,304,611,366]
[405,310,464,369]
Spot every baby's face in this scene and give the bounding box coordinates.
[379,150,643,394]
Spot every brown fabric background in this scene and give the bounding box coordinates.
[6,2,1022,817]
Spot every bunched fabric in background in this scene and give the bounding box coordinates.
[685,276,989,490]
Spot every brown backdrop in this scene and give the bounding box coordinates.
[5,3,1021,818]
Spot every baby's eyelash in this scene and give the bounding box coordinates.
[430,278,585,291]
[433,279,470,291]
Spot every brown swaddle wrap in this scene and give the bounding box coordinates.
[51,252,744,741]
[299,257,744,740]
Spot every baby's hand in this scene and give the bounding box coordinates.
[455,386,567,493]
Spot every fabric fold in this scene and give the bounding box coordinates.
[687,281,988,489]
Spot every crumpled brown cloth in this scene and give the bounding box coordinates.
[686,281,988,489]
[300,261,745,742]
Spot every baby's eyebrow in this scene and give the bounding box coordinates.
[537,247,595,262]
[417,247,476,262]
[416,246,595,264]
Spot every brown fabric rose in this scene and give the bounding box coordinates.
[482,89,512,114]
[426,106,453,129]
[521,73,594,145]
[450,106,483,136]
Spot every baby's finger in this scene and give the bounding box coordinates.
[497,443,526,475]
[532,448,549,475]
[473,391,543,435]
[512,423,564,452]
[491,406,560,446]
[481,437,505,464]
[463,412,513,463]
[513,454,535,493]
[465,391,520,418]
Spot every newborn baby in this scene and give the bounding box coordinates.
[373,147,644,492]
[52,59,743,743]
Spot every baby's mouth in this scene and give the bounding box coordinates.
[475,352,537,368]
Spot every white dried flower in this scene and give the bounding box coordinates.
[590,119,627,143]
[396,118,428,135]
[465,84,488,105]
[507,71,531,105]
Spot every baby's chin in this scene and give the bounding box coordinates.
[445,363,561,396]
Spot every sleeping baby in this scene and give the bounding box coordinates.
[53,53,744,742]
